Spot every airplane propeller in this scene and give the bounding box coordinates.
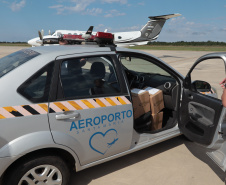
[38,30,44,46]
[41,29,44,38]
[38,29,59,46]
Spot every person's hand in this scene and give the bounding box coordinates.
[220,78,226,89]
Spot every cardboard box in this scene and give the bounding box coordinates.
[143,87,164,114]
[131,88,150,119]
[151,111,163,131]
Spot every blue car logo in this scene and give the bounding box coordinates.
[89,129,118,155]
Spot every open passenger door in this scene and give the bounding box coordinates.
[179,52,226,171]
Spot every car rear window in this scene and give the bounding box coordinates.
[0,49,40,78]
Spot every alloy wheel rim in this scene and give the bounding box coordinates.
[18,164,63,185]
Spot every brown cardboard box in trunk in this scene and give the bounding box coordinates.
[143,87,164,114]
[131,88,150,119]
[151,111,163,131]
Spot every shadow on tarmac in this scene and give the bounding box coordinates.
[70,135,184,185]
[183,136,226,182]
[69,135,225,185]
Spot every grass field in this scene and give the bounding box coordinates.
[1,43,226,51]
[0,43,30,47]
[129,45,226,51]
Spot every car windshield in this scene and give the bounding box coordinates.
[0,49,40,78]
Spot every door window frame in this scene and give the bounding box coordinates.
[117,51,183,82]
[184,56,226,98]
[117,51,183,101]
[49,54,129,102]
[179,54,226,145]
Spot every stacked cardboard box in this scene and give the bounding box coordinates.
[143,87,164,131]
[150,112,163,131]
[131,88,150,119]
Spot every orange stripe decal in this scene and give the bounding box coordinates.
[105,98,117,106]
[0,114,5,119]
[54,102,70,111]
[3,106,18,113]
[116,97,127,105]
[38,104,48,112]
[81,100,95,108]
[68,101,83,110]
[0,96,131,119]
[95,99,106,107]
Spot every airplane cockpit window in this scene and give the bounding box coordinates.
[57,32,62,36]
[73,33,77,35]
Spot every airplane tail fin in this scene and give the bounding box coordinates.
[86,26,94,35]
[140,13,181,40]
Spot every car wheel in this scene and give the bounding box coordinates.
[5,155,70,185]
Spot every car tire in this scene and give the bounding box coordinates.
[4,155,70,185]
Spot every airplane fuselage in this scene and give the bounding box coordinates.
[28,14,181,47]
[28,30,147,47]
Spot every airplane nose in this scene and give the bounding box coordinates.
[27,39,35,46]
[27,39,33,46]
[27,38,40,47]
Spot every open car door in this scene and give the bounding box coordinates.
[179,52,226,171]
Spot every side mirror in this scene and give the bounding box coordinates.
[125,57,131,61]
[192,80,211,92]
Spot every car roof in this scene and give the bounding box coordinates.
[29,45,114,56]
[27,44,162,61]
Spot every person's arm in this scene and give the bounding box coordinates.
[220,78,226,107]
[222,88,226,107]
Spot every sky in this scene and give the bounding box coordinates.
[0,0,226,42]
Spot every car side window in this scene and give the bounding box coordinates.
[121,56,172,76]
[120,56,176,89]
[18,62,54,103]
[60,56,121,99]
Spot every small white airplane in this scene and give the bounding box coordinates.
[28,13,181,47]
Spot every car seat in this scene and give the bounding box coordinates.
[90,62,106,80]
[61,59,89,97]
[89,62,106,95]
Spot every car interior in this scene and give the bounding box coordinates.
[119,55,181,134]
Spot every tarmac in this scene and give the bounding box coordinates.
[0,46,225,185]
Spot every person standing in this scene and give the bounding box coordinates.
[220,78,226,107]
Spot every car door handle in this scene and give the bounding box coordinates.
[56,112,80,120]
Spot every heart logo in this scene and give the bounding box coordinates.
[89,129,118,155]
